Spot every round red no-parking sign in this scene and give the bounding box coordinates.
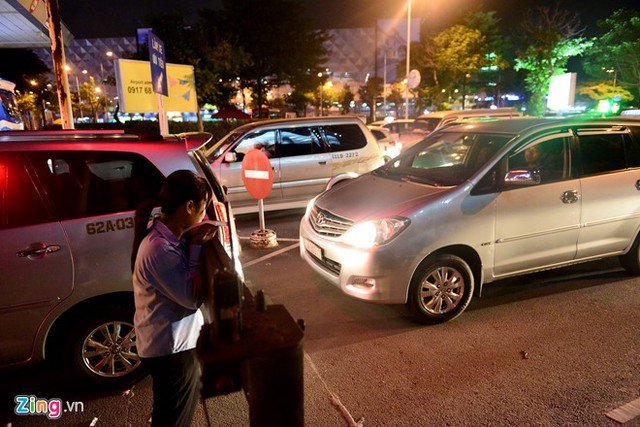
[241,148,273,200]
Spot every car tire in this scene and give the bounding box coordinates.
[619,234,640,275]
[66,306,147,389]
[407,254,474,324]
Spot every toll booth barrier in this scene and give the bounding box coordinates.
[195,237,304,427]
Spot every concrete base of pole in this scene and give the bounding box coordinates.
[249,229,278,248]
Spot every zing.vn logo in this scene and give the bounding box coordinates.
[14,395,84,419]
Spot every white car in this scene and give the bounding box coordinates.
[205,116,384,214]
[370,119,430,151]
[368,125,401,161]
[0,129,240,388]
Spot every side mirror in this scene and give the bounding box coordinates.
[224,152,237,163]
[504,169,541,187]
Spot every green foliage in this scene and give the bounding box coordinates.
[583,9,640,101]
[434,25,488,80]
[578,82,633,102]
[514,6,593,116]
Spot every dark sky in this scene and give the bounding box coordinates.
[60,0,639,39]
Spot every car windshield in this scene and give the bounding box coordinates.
[203,130,247,161]
[372,131,514,186]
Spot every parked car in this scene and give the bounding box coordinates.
[204,116,384,214]
[415,107,523,134]
[300,117,640,323]
[368,125,400,161]
[0,129,241,388]
[370,118,430,151]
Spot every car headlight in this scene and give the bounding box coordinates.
[342,217,410,248]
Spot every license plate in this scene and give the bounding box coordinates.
[304,238,323,260]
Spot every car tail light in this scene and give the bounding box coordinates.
[213,201,231,244]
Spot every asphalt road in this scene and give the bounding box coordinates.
[2,208,640,426]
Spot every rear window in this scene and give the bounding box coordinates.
[627,126,640,167]
[0,153,51,229]
[322,124,367,151]
[579,134,627,176]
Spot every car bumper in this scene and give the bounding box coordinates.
[299,217,412,304]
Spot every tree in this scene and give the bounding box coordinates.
[514,6,593,116]
[141,11,250,109]
[464,10,515,107]
[578,82,633,103]
[358,77,383,120]
[582,9,640,102]
[433,25,489,108]
[214,0,329,117]
[339,84,354,114]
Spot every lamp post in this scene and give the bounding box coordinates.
[65,65,84,123]
[317,72,324,116]
[405,0,412,120]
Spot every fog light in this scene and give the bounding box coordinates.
[347,277,376,293]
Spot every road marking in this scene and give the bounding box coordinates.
[606,396,640,423]
[242,243,300,268]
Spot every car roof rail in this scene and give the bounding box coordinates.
[166,132,213,151]
[0,129,163,143]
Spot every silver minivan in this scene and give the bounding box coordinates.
[0,129,240,388]
[205,116,384,214]
[300,117,640,323]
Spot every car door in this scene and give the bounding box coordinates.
[217,129,283,208]
[575,126,640,258]
[0,153,73,365]
[493,132,581,276]
[277,126,331,203]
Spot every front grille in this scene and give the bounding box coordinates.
[309,206,353,237]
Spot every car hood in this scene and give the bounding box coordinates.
[315,173,450,222]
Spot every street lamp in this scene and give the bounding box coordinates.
[317,72,324,116]
[65,65,84,123]
[604,68,617,88]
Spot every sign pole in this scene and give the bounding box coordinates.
[148,31,169,136]
[258,199,266,231]
[241,148,278,248]
[157,93,169,136]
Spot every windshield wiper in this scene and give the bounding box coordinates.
[400,175,440,186]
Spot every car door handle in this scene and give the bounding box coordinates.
[635,179,640,191]
[17,243,61,258]
[318,161,327,165]
[560,190,580,204]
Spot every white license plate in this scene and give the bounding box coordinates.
[304,239,323,259]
